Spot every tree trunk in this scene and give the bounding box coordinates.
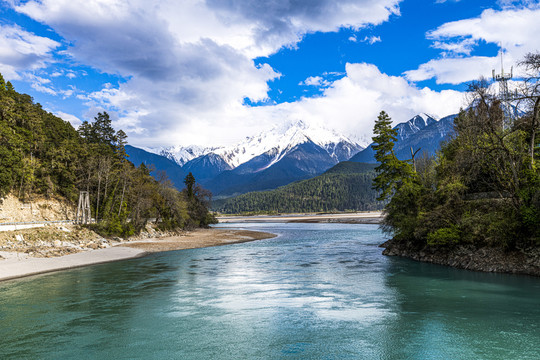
[531,97,540,167]
[96,174,101,222]
[118,180,126,217]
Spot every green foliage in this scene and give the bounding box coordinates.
[427,225,460,246]
[184,172,195,199]
[0,73,213,237]
[378,59,540,249]
[372,111,416,202]
[216,163,383,214]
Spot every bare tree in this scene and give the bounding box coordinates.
[517,52,540,166]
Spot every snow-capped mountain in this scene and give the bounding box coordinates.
[350,113,456,163]
[157,145,218,167]
[212,119,362,170]
[132,120,363,197]
[193,121,363,196]
[152,120,362,171]
[394,113,438,142]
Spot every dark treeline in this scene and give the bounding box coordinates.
[0,74,215,236]
[216,162,383,214]
[375,52,540,249]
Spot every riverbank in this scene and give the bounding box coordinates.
[0,228,276,282]
[381,239,540,277]
[217,211,383,224]
[119,228,276,252]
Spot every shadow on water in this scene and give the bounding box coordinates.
[381,257,540,359]
[0,253,182,359]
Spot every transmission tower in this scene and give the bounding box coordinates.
[76,191,91,224]
[492,51,515,130]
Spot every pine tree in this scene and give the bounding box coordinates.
[184,172,195,199]
[372,111,414,201]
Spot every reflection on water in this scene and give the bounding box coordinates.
[1,223,539,359]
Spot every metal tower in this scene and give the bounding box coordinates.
[76,191,91,224]
[492,51,514,130]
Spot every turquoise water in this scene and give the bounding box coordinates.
[1,223,539,359]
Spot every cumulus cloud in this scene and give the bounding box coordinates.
[113,63,464,147]
[8,0,406,147]
[0,24,60,80]
[278,63,465,144]
[406,5,540,84]
[55,111,82,127]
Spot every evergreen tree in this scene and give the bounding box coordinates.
[184,172,196,199]
[372,111,414,201]
[0,74,214,237]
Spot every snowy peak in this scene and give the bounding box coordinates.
[156,145,218,166]
[146,120,362,174]
[395,113,438,142]
[213,120,361,169]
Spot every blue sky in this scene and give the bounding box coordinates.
[0,0,538,148]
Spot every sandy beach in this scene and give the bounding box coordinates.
[217,211,383,224]
[0,228,276,282]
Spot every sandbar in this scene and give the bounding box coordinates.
[0,228,276,282]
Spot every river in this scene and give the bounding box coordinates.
[1,223,539,359]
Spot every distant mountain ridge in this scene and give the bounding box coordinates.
[152,120,362,169]
[125,145,187,188]
[127,120,363,197]
[214,162,382,214]
[394,113,438,141]
[126,113,457,198]
[350,113,456,163]
[158,145,216,166]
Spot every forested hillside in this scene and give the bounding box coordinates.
[0,74,215,236]
[376,53,540,252]
[215,162,382,214]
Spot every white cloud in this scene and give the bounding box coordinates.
[362,35,381,45]
[431,38,476,55]
[30,82,56,95]
[300,76,330,87]
[277,63,465,144]
[106,63,464,147]
[407,6,540,84]
[8,0,404,147]
[405,56,501,85]
[0,24,60,80]
[435,0,461,3]
[55,111,82,128]
[25,73,57,95]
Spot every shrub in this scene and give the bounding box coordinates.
[427,225,460,246]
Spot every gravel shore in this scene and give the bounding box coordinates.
[0,228,276,282]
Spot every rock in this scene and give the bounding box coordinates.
[53,240,62,247]
[86,242,99,250]
[99,243,110,249]
[380,238,540,277]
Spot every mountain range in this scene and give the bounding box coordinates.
[127,120,363,197]
[126,113,458,200]
[350,113,457,163]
